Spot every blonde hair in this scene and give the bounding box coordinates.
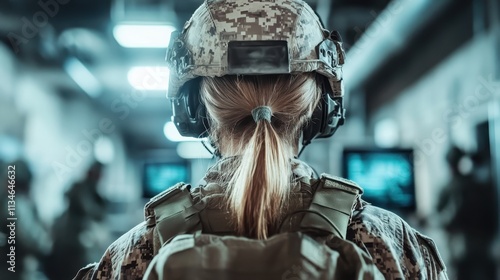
[200,74,320,239]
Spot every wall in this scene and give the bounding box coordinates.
[370,29,499,217]
[367,27,500,274]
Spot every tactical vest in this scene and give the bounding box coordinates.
[142,174,384,279]
[144,173,362,251]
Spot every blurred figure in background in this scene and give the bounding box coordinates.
[437,143,498,280]
[44,162,108,280]
[0,159,52,280]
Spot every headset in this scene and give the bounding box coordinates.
[169,31,346,152]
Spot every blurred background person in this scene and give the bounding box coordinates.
[438,124,498,280]
[44,162,108,280]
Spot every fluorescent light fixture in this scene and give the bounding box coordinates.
[177,142,213,159]
[64,57,102,98]
[374,118,399,148]
[163,121,204,142]
[94,136,115,164]
[128,66,169,91]
[113,24,175,48]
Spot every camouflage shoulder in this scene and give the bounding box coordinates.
[414,231,448,279]
[347,205,407,278]
[73,263,97,280]
[86,222,155,279]
[347,204,448,279]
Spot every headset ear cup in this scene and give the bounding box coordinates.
[301,75,346,147]
[302,95,326,146]
[171,78,210,138]
[301,121,313,147]
[195,96,209,138]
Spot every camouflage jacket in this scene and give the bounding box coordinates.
[74,159,448,280]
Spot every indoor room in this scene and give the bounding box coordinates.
[0,0,499,279]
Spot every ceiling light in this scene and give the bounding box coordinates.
[177,142,213,159]
[64,57,102,98]
[113,24,175,48]
[163,121,204,142]
[374,118,399,148]
[94,136,115,164]
[127,66,169,91]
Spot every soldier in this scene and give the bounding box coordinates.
[75,1,448,279]
[45,162,107,280]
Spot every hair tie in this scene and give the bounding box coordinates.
[251,106,272,123]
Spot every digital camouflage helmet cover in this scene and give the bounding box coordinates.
[166,0,346,143]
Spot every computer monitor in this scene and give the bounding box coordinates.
[142,162,190,198]
[342,148,416,212]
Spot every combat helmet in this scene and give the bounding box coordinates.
[166,0,346,146]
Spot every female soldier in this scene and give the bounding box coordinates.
[75,0,448,279]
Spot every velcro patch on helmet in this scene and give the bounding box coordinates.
[227,41,289,74]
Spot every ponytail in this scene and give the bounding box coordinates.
[227,118,291,239]
[201,74,320,239]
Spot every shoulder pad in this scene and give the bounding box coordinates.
[320,173,363,195]
[299,174,363,239]
[144,182,190,226]
[143,182,200,252]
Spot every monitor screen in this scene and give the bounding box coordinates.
[342,148,416,212]
[142,162,190,198]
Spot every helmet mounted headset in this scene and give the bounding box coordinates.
[166,0,346,154]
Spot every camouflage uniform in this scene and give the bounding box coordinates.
[74,1,448,278]
[74,159,448,280]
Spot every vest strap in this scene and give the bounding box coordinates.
[299,174,362,239]
[147,173,363,251]
[144,183,201,253]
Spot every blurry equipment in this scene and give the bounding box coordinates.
[142,161,189,198]
[342,148,416,212]
[44,162,108,280]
